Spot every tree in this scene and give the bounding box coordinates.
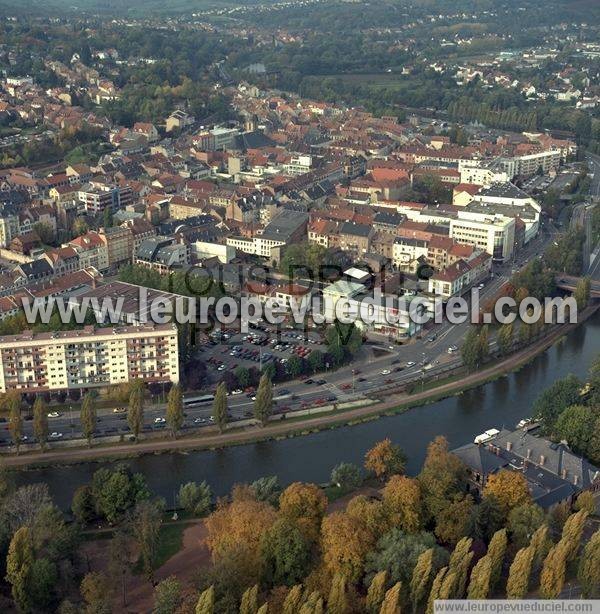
[553,405,595,455]
[103,206,113,230]
[177,481,212,516]
[364,439,406,480]
[379,582,402,614]
[195,585,215,614]
[487,529,508,592]
[467,554,492,599]
[211,382,228,433]
[7,392,23,453]
[382,475,423,533]
[254,373,273,426]
[366,570,387,614]
[507,503,545,550]
[282,585,303,614]
[434,496,474,547]
[473,495,504,543]
[461,327,484,371]
[530,525,552,570]
[250,476,280,504]
[80,392,97,447]
[483,470,531,517]
[153,576,182,614]
[448,537,473,598]
[235,366,250,389]
[33,396,49,451]
[72,485,95,524]
[578,528,600,598]
[426,567,447,614]
[130,500,163,582]
[286,354,304,377]
[108,530,133,609]
[29,557,58,611]
[574,276,591,310]
[506,545,535,599]
[573,491,595,516]
[81,571,112,614]
[497,322,514,355]
[92,465,150,523]
[327,573,349,614]
[166,384,183,437]
[240,584,258,614]
[321,512,373,583]
[279,482,328,544]
[6,526,34,613]
[410,548,435,614]
[260,518,311,587]
[128,380,145,440]
[560,510,588,562]
[330,462,362,491]
[533,374,581,433]
[539,540,569,599]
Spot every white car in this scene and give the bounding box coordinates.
[154,417,166,424]
[406,361,416,367]
[47,411,61,418]
[231,389,243,395]
[194,417,206,424]
[380,369,391,375]
[49,432,63,439]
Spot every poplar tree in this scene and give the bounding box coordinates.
[487,529,508,591]
[506,546,535,599]
[448,537,473,598]
[6,526,34,612]
[80,392,97,447]
[254,373,273,426]
[539,541,569,599]
[282,585,303,614]
[379,582,402,614]
[426,567,447,614]
[127,380,144,440]
[33,396,49,450]
[530,525,551,570]
[166,384,183,437]
[195,585,215,614]
[560,510,588,562]
[327,574,348,614]
[7,392,22,453]
[366,570,387,614]
[410,548,434,614]
[240,584,259,614]
[439,571,457,599]
[578,529,600,598]
[212,382,228,433]
[467,555,492,599]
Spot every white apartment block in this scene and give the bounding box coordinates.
[450,214,515,261]
[226,235,286,258]
[0,324,179,393]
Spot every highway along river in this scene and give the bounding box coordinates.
[13,310,600,510]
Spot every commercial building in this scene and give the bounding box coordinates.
[449,213,515,262]
[0,323,179,393]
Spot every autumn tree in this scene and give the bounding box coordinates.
[33,396,49,450]
[448,537,473,598]
[410,548,435,614]
[7,391,23,453]
[240,584,258,614]
[346,495,389,539]
[321,511,373,583]
[212,382,228,433]
[379,582,402,614]
[130,500,163,582]
[573,491,595,515]
[366,570,387,614]
[154,576,182,614]
[577,528,600,598]
[506,545,535,599]
[539,540,569,599]
[195,585,215,614]
[382,475,423,532]
[279,482,328,544]
[166,384,184,437]
[282,585,303,614]
[483,470,531,517]
[80,392,97,447]
[254,373,273,425]
[434,496,474,547]
[81,571,112,614]
[530,525,552,571]
[467,554,492,599]
[127,379,145,440]
[487,529,508,592]
[6,526,34,612]
[426,567,447,614]
[364,439,406,481]
[497,322,514,355]
[560,509,588,562]
[327,573,349,614]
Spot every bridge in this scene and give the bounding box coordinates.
[555,275,600,298]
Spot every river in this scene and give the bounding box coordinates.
[13,311,600,510]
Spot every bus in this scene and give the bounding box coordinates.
[183,394,215,408]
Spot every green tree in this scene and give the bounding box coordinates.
[330,462,362,491]
[81,571,112,614]
[33,396,49,451]
[165,384,183,437]
[327,573,349,614]
[473,495,504,543]
[108,530,132,609]
[128,380,145,440]
[235,366,250,389]
[366,570,387,614]
[195,585,215,614]
[553,405,595,455]
[71,485,95,524]
[379,582,402,614]
[250,476,280,504]
[254,373,273,426]
[153,576,182,614]
[80,393,97,447]
[461,327,484,371]
[212,382,228,433]
[7,392,23,453]
[578,528,600,598]
[506,545,535,599]
[92,465,150,524]
[533,374,581,433]
[497,322,514,355]
[5,526,34,613]
[467,554,492,599]
[507,503,545,550]
[286,354,304,377]
[103,206,113,229]
[177,481,212,516]
[260,517,311,587]
[574,276,591,310]
[308,350,325,374]
[130,499,163,582]
[29,557,58,611]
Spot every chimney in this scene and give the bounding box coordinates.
[573,475,578,486]
[526,448,531,459]
[561,468,567,480]
[540,455,545,466]
[506,441,512,452]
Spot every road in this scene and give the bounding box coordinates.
[0,210,563,448]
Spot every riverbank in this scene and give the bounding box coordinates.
[4,302,599,470]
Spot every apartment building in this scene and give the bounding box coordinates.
[449,214,515,262]
[0,324,179,393]
[77,183,133,215]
